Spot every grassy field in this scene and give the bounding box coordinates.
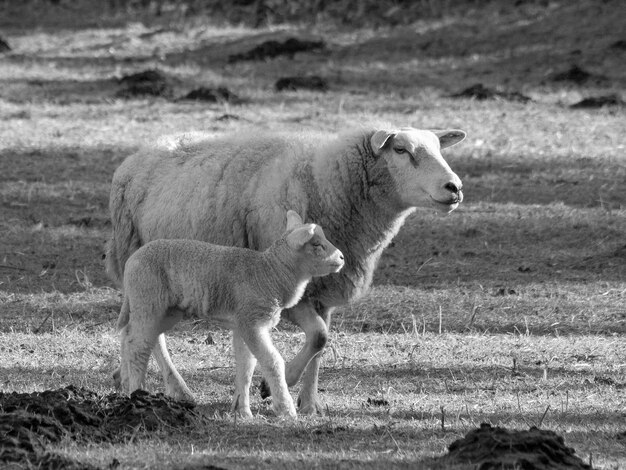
[1,0,625,468]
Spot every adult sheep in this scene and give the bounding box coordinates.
[106,125,466,414]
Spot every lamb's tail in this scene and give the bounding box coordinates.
[105,172,142,287]
[116,295,130,331]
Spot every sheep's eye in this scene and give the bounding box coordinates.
[312,242,323,249]
[393,147,407,154]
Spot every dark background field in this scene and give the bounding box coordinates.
[0,0,625,468]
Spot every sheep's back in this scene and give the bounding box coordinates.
[119,133,312,252]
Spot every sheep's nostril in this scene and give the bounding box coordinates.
[444,182,460,194]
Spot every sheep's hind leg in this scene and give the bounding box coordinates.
[231,329,257,419]
[152,309,195,402]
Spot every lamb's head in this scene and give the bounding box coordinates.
[371,127,466,213]
[284,210,344,277]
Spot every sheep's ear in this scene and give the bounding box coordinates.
[371,130,397,152]
[286,224,316,249]
[434,129,467,149]
[285,210,304,232]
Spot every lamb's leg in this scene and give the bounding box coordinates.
[231,329,257,419]
[120,320,159,394]
[151,309,195,402]
[239,322,296,418]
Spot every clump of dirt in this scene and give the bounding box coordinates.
[441,423,591,469]
[275,75,328,92]
[609,40,626,51]
[180,86,242,103]
[0,385,207,468]
[0,36,10,53]
[115,69,174,98]
[550,65,606,85]
[365,397,390,407]
[228,37,326,63]
[570,94,624,109]
[450,83,531,103]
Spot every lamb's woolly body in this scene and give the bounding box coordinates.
[116,214,343,418]
[120,239,311,331]
[108,128,410,306]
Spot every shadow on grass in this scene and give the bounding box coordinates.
[0,144,135,293]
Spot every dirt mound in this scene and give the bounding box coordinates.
[275,75,328,92]
[0,385,207,468]
[450,83,531,103]
[570,94,624,109]
[610,40,626,51]
[0,36,10,53]
[228,37,326,63]
[442,423,591,469]
[180,86,242,103]
[550,65,606,85]
[116,69,174,98]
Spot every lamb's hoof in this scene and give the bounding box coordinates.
[273,403,297,419]
[297,395,325,416]
[259,379,271,399]
[234,407,254,420]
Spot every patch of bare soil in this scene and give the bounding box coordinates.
[440,423,591,469]
[0,385,207,469]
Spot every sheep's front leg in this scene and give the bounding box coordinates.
[239,322,296,419]
[262,302,332,415]
[293,306,333,415]
[231,329,257,419]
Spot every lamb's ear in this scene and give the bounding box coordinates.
[434,129,467,149]
[286,224,316,249]
[371,130,397,152]
[285,210,304,232]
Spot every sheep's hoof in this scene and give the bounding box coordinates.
[297,395,325,416]
[259,379,271,399]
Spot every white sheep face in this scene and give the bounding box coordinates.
[371,127,465,213]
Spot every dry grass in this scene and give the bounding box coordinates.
[1,1,625,468]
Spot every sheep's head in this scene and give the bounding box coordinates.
[371,127,466,213]
[284,210,344,277]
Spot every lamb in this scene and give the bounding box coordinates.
[116,210,344,418]
[106,125,466,414]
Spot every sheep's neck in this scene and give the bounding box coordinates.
[307,136,412,304]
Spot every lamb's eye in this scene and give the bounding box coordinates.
[393,147,407,154]
[312,242,323,249]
